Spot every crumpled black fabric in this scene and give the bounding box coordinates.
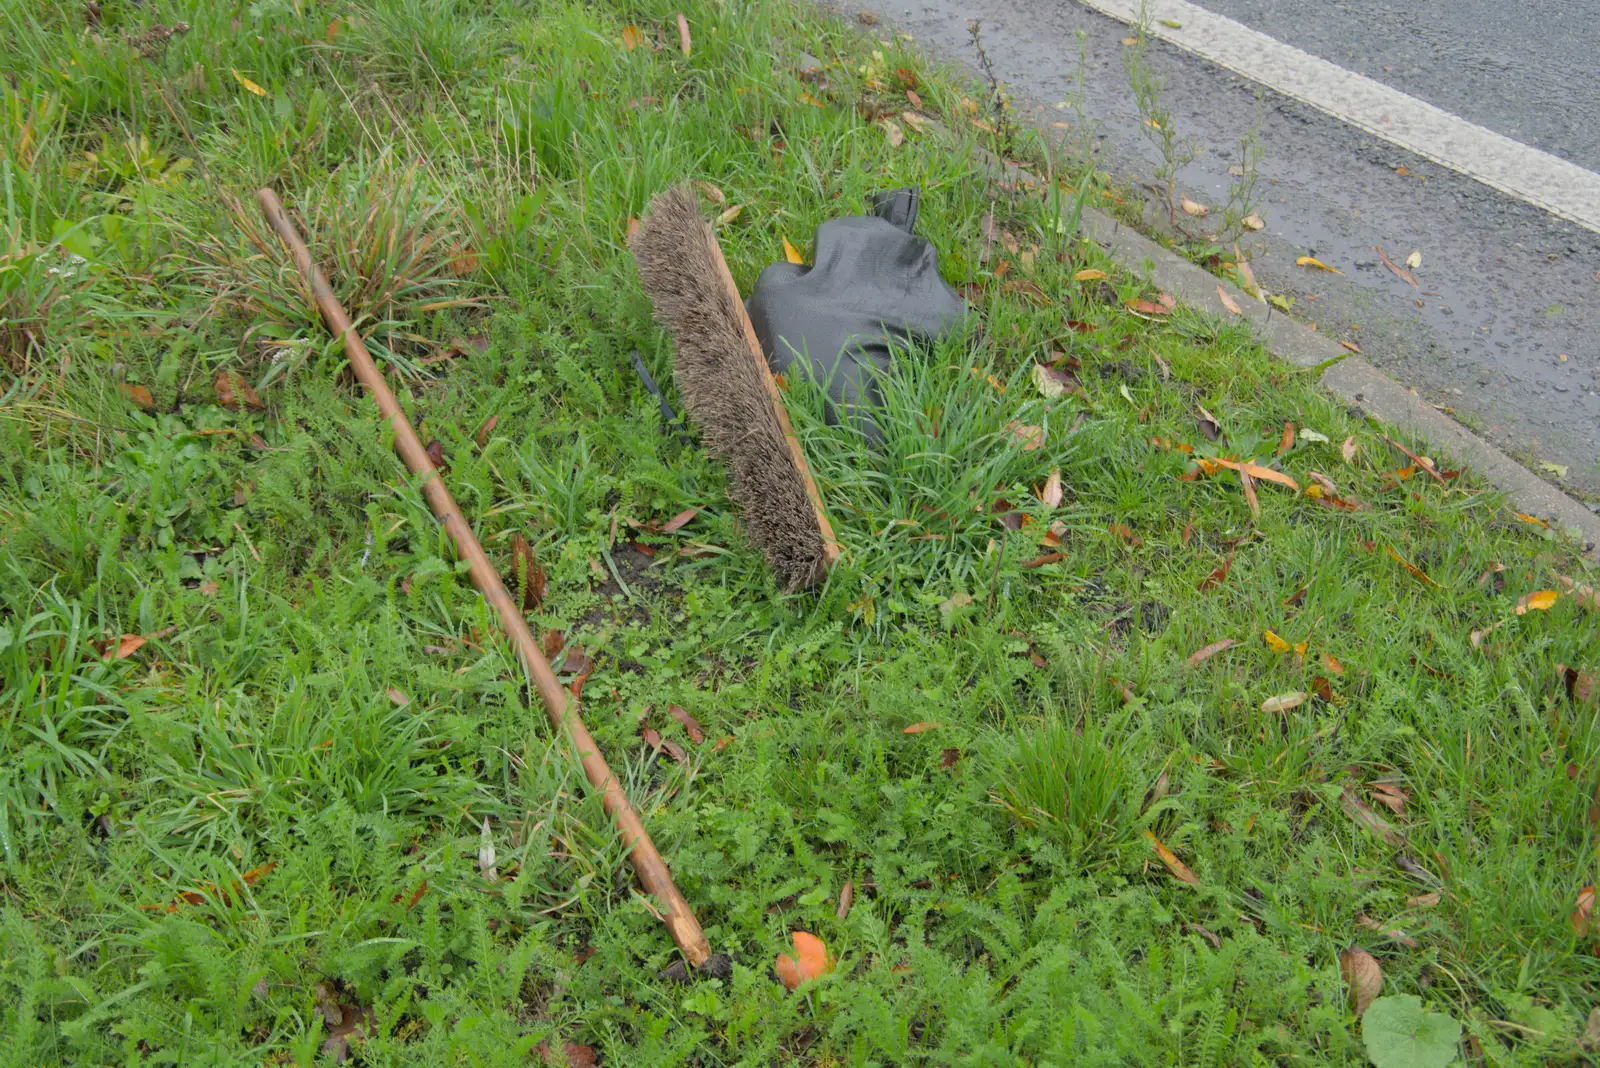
[745,187,967,444]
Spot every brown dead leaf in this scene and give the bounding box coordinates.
[1021,551,1066,569]
[1198,551,1235,593]
[1006,421,1045,450]
[424,438,447,470]
[881,118,904,147]
[1276,422,1295,457]
[676,12,692,56]
[668,704,705,744]
[537,1042,599,1068]
[902,722,940,734]
[1186,638,1236,667]
[1144,830,1200,886]
[1573,885,1595,936]
[1321,652,1345,675]
[1187,923,1222,948]
[1108,522,1143,547]
[1216,286,1241,315]
[101,634,148,660]
[1407,891,1441,909]
[1311,675,1334,702]
[1195,406,1224,442]
[542,629,565,660]
[510,534,547,611]
[386,687,411,708]
[1340,947,1384,1015]
[1180,198,1209,217]
[1039,468,1063,508]
[1375,245,1419,287]
[1341,784,1406,845]
[1341,436,1358,463]
[661,507,698,533]
[1357,913,1419,948]
[1239,466,1261,519]
[215,370,263,410]
[1370,781,1408,816]
[119,383,157,411]
[905,88,923,109]
[474,414,498,448]
[941,747,962,768]
[1126,298,1171,317]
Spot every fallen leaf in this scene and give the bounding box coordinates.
[1021,551,1066,569]
[1032,362,1081,399]
[1514,590,1559,614]
[1186,638,1235,667]
[1239,466,1260,519]
[1006,421,1045,450]
[902,722,940,734]
[1181,198,1209,217]
[1040,468,1063,508]
[1187,923,1222,948]
[1203,457,1300,491]
[1407,892,1441,909]
[1108,522,1143,547]
[881,118,904,147]
[1386,546,1438,588]
[386,687,410,708]
[716,204,743,226]
[1263,629,1293,654]
[1310,674,1334,701]
[1370,781,1408,816]
[900,110,926,132]
[424,438,447,470]
[1357,912,1419,948]
[536,1042,598,1068]
[1340,339,1363,354]
[837,881,854,921]
[1296,255,1342,274]
[676,12,692,56]
[474,414,498,448]
[1342,784,1406,845]
[1144,830,1200,886]
[694,180,726,205]
[661,507,698,533]
[1073,268,1108,281]
[1341,437,1358,463]
[1573,885,1595,936]
[1515,512,1548,529]
[667,704,705,744]
[119,384,157,411]
[103,634,147,660]
[1300,428,1330,444]
[1120,35,1138,45]
[905,88,923,109]
[510,534,547,611]
[940,747,962,768]
[1404,250,1421,270]
[641,726,688,765]
[542,629,565,660]
[215,370,263,410]
[1233,256,1258,297]
[1340,947,1384,1015]
[1242,213,1264,231]
[231,69,268,96]
[1321,652,1345,675]
[1195,406,1223,442]
[1158,17,1183,28]
[1276,422,1295,457]
[1126,298,1171,317]
[775,931,832,990]
[1217,286,1241,315]
[621,23,644,50]
[1157,291,1177,312]
[1375,245,1419,287]
[1262,691,1307,714]
[1198,551,1234,593]
[1541,461,1569,479]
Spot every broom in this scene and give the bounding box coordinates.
[630,185,840,590]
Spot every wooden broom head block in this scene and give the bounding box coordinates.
[631,184,838,590]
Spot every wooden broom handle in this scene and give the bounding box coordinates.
[256,188,712,968]
[700,222,842,573]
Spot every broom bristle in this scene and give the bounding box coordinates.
[630,185,827,590]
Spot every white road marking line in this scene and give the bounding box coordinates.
[1072,0,1600,234]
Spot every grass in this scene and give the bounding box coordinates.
[1,0,1597,1064]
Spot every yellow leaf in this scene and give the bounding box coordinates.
[1216,286,1241,315]
[1404,250,1421,270]
[231,69,268,97]
[1263,630,1292,654]
[1515,590,1559,614]
[800,92,825,107]
[693,180,725,205]
[715,204,742,226]
[1144,831,1200,885]
[1296,255,1341,273]
[621,24,644,51]
[1262,691,1308,714]
[1073,268,1107,281]
[1242,213,1264,231]
[1180,198,1208,216]
[782,237,805,265]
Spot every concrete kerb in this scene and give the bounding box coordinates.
[1077,202,1600,558]
[957,131,1600,557]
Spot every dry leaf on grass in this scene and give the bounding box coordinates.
[1341,436,1358,463]
[775,931,832,990]
[676,12,692,56]
[1074,268,1108,281]
[386,687,410,708]
[1263,630,1292,654]
[668,704,705,744]
[1242,213,1264,231]
[1198,551,1235,593]
[881,118,904,147]
[837,881,854,921]
[510,534,547,611]
[1006,421,1045,450]
[1216,286,1241,315]
[1144,830,1200,886]
[621,23,644,50]
[119,384,157,411]
[1341,784,1406,845]
[1126,298,1172,317]
[900,110,927,132]
[1339,947,1384,1015]
[215,370,263,410]
[661,507,698,533]
[231,69,268,96]
[100,634,148,660]
[1386,546,1439,588]
[1186,638,1235,667]
[902,722,940,734]
[1321,652,1345,675]
[716,204,743,226]
[474,414,498,448]
[1407,892,1441,909]
[694,180,725,204]
[1181,198,1209,216]
[1040,468,1063,508]
[782,236,806,263]
[1261,691,1307,714]
[1572,885,1595,936]
[1357,913,1419,948]
[1032,362,1081,399]
[1515,590,1559,614]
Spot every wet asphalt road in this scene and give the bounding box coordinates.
[831,0,1600,497]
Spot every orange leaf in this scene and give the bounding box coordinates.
[1386,546,1439,588]
[1216,286,1241,315]
[1277,422,1295,457]
[1514,590,1559,614]
[782,237,805,264]
[902,722,940,734]
[1144,830,1199,886]
[1198,551,1234,593]
[1239,467,1260,519]
[775,931,832,989]
[1295,255,1342,274]
[1263,629,1292,654]
[1186,638,1235,667]
[621,24,644,50]
[676,12,692,56]
[1126,298,1170,317]
[1321,652,1345,676]
[119,384,157,411]
[104,633,147,659]
[1073,268,1107,281]
[231,69,268,97]
[215,370,263,410]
